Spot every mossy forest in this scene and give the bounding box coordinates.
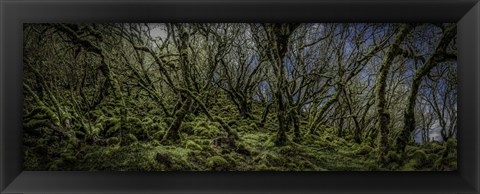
[23,23,457,171]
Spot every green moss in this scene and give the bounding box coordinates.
[255,163,273,171]
[249,122,257,130]
[224,152,249,170]
[401,159,419,171]
[238,125,252,132]
[180,122,195,135]
[254,151,282,167]
[429,142,445,152]
[163,117,174,126]
[446,138,457,148]
[123,133,138,146]
[206,156,229,170]
[103,117,121,136]
[89,109,104,119]
[409,149,427,162]
[151,123,165,132]
[142,117,154,126]
[405,145,419,154]
[23,119,50,130]
[401,150,428,170]
[354,144,374,155]
[323,134,334,142]
[194,121,224,138]
[278,145,296,157]
[386,151,401,163]
[263,137,276,148]
[185,140,202,151]
[106,137,120,146]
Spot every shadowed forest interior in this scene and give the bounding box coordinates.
[23,23,457,171]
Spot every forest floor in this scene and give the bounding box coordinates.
[22,96,457,171]
[23,110,457,171]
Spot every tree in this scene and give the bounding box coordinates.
[374,24,413,163]
[396,24,456,152]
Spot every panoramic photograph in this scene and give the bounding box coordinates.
[23,23,457,171]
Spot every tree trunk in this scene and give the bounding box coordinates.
[374,24,413,163]
[397,24,456,152]
[266,23,300,146]
[292,110,301,142]
[258,103,272,128]
[162,98,192,142]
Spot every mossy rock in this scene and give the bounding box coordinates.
[429,142,445,152]
[409,149,427,162]
[207,156,230,170]
[401,150,428,170]
[194,122,223,138]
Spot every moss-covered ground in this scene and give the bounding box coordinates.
[23,103,456,171]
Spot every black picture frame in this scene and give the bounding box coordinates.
[1,0,479,193]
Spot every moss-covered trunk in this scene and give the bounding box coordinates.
[374,24,413,163]
[397,24,457,152]
[163,98,192,142]
[266,23,300,146]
